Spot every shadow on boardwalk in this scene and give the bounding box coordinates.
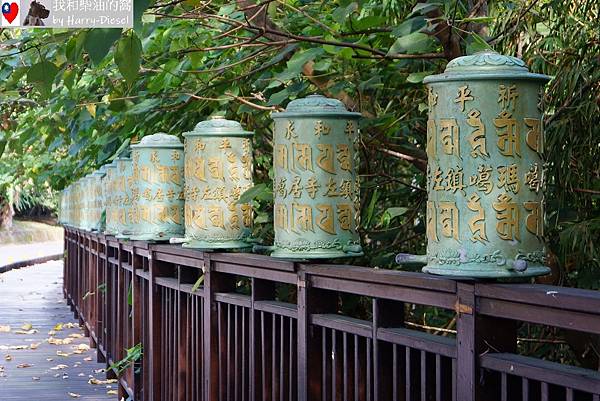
[0,260,117,400]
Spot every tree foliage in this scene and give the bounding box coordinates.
[0,0,598,289]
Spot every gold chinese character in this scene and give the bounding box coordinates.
[194,140,206,152]
[466,109,488,158]
[154,189,164,202]
[150,151,160,164]
[242,138,251,156]
[294,143,313,171]
[170,166,182,185]
[428,88,438,109]
[455,85,474,112]
[432,167,445,191]
[171,150,181,161]
[440,118,460,157]
[439,201,459,241]
[166,188,175,200]
[292,203,313,232]
[241,204,252,227]
[157,164,169,183]
[142,188,152,201]
[426,201,438,242]
[316,204,335,234]
[498,84,518,111]
[241,155,252,179]
[466,193,488,244]
[494,111,520,157]
[314,120,331,138]
[139,206,151,223]
[208,206,224,228]
[275,204,288,231]
[170,205,181,225]
[426,119,436,158]
[275,144,288,171]
[188,187,200,201]
[337,204,353,231]
[316,144,335,174]
[524,118,542,154]
[524,164,541,192]
[324,177,338,197]
[524,201,543,237]
[226,152,240,182]
[306,177,320,199]
[190,206,206,229]
[497,164,519,194]
[336,144,351,171]
[493,193,520,241]
[229,209,240,231]
[193,158,206,182]
[339,180,352,199]
[469,165,493,194]
[219,138,231,149]
[208,158,224,180]
[284,120,297,140]
[290,176,303,198]
[344,121,356,137]
[445,167,466,195]
[275,177,288,199]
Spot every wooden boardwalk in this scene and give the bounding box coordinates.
[0,260,117,400]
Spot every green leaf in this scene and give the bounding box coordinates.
[115,31,142,85]
[27,61,59,98]
[286,47,324,75]
[381,207,408,226]
[406,71,432,83]
[84,28,122,65]
[536,22,551,36]
[133,0,151,30]
[392,17,426,37]
[191,275,204,292]
[237,183,272,204]
[388,32,436,55]
[466,32,493,55]
[66,32,86,63]
[63,68,76,90]
[267,88,289,106]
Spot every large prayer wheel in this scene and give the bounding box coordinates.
[181,117,254,249]
[421,51,550,277]
[129,133,184,242]
[114,156,133,239]
[104,161,118,235]
[270,95,363,259]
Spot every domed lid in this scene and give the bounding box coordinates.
[131,133,183,148]
[184,116,252,137]
[272,94,361,118]
[105,160,117,169]
[92,166,107,177]
[423,51,550,84]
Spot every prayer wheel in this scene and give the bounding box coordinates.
[129,133,185,242]
[104,161,118,235]
[114,156,133,239]
[421,51,550,277]
[90,168,105,231]
[270,95,363,259]
[180,117,254,249]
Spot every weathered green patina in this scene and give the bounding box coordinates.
[129,133,185,242]
[271,95,363,259]
[90,168,106,231]
[114,156,133,239]
[421,51,551,277]
[104,161,118,236]
[180,116,254,249]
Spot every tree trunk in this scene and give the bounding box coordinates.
[0,196,14,230]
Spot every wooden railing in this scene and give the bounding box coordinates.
[63,227,600,401]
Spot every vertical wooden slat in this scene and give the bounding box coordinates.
[541,382,548,401]
[500,373,507,401]
[405,347,411,401]
[521,377,528,401]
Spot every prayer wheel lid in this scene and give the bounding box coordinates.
[272,94,361,118]
[423,51,551,84]
[131,132,183,149]
[105,160,117,169]
[92,166,106,177]
[184,116,253,137]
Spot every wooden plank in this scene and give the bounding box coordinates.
[0,260,116,400]
[310,314,373,339]
[377,327,456,358]
[475,283,600,315]
[480,353,600,394]
[253,300,298,319]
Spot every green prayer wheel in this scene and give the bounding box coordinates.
[421,51,551,277]
[82,175,94,231]
[114,156,133,239]
[90,168,106,232]
[180,117,254,250]
[104,161,118,235]
[270,95,363,259]
[129,133,185,242]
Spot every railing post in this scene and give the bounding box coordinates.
[456,282,517,401]
[131,246,144,400]
[297,267,338,401]
[148,248,169,401]
[373,298,405,400]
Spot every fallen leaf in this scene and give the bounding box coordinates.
[107,390,118,395]
[0,326,10,333]
[4,355,12,361]
[68,392,80,398]
[21,323,32,331]
[17,363,33,368]
[57,351,71,357]
[53,323,63,331]
[69,333,84,339]
[89,378,118,385]
[50,364,69,370]
[14,329,38,335]
[83,356,92,362]
[29,343,40,350]
[32,376,40,381]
